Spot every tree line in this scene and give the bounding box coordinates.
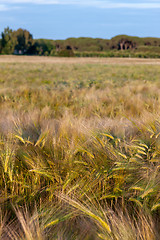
[1,27,160,57]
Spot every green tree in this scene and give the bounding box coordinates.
[0,38,2,53]
[12,28,33,54]
[33,39,56,55]
[0,27,33,55]
[1,27,16,54]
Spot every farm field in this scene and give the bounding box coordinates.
[0,56,160,239]
[1,55,160,65]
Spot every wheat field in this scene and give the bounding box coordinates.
[0,56,160,239]
[1,55,160,64]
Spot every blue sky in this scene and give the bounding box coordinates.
[0,0,160,39]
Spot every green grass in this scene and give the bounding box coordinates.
[0,63,160,88]
[0,60,160,239]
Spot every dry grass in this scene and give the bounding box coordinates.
[0,58,160,239]
[1,55,160,65]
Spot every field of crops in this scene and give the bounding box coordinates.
[0,56,160,239]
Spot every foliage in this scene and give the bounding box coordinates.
[13,28,33,54]
[0,27,16,54]
[58,48,75,57]
[1,27,160,57]
[0,27,33,55]
[33,39,56,56]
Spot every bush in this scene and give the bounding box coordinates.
[58,49,75,57]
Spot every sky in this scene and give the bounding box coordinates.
[0,0,160,40]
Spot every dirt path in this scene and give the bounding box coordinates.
[0,55,160,65]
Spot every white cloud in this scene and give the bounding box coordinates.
[0,4,9,11]
[0,0,59,3]
[101,2,160,8]
[0,0,160,9]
